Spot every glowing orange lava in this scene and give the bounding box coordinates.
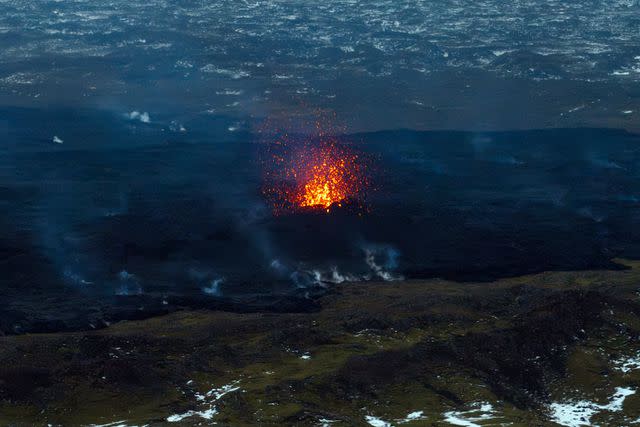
[296,150,353,211]
[259,113,370,214]
[262,137,368,214]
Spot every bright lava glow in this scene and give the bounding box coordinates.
[297,152,350,211]
[267,141,368,214]
[260,114,370,215]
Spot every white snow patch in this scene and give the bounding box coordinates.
[167,380,241,423]
[205,381,241,400]
[443,402,496,426]
[607,387,636,411]
[549,400,599,427]
[614,351,640,373]
[549,387,636,427]
[398,410,426,423]
[167,408,217,422]
[88,421,146,427]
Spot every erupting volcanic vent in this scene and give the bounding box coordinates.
[293,144,364,211]
[261,119,370,214]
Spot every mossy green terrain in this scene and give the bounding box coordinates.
[3,260,640,426]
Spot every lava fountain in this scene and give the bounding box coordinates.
[294,143,363,212]
[261,127,369,214]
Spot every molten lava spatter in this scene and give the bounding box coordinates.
[262,134,368,214]
[296,149,355,211]
[259,112,370,214]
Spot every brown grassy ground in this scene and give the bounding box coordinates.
[3,260,640,426]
